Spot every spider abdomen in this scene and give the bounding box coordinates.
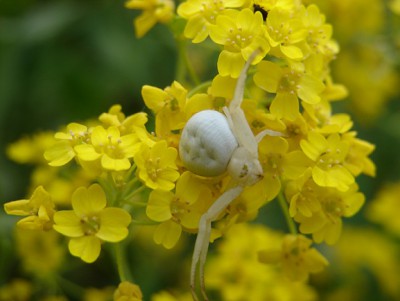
[179,110,238,177]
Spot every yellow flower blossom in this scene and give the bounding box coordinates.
[125,0,175,38]
[0,279,32,301]
[142,81,187,140]
[134,140,180,191]
[84,287,114,301]
[300,4,338,56]
[264,7,307,60]
[285,169,321,218]
[332,227,400,299]
[15,228,64,277]
[177,0,245,43]
[248,0,299,13]
[342,132,376,177]
[333,45,399,122]
[44,123,89,167]
[242,98,286,136]
[74,126,140,171]
[6,131,55,165]
[53,184,131,263]
[146,171,212,248]
[209,8,270,77]
[258,136,312,198]
[206,223,318,301]
[4,186,55,231]
[99,104,149,137]
[113,281,143,301]
[294,183,364,245]
[258,234,328,281]
[254,60,325,120]
[151,291,192,301]
[390,0,400,14]
[366,182,400,237]
[300,132,354,192]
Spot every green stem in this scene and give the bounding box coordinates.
[124,185,146,202]
[187,80,212,97]
[278,192,297,235]
[115,242,131,282]
[176,38,200,85]
[55,275,85,300]
[130,219,159,225]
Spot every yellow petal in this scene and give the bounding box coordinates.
[44,141,75,166]
[101,155,131,171]
[72,184,107,216]
[147,190,174,222]
[53,211,83,237]
[4,199,31,216]
[74,144,101,161]
[254,60,283,93]
[134,11,157,38]
[300,132,327,161]
[97,208,131,242]
[154,220,182,249]
[69,236,101,263]
[217,50,244,78]
[280,45,303,59]
[270,93,300,120]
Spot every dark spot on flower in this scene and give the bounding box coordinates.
[253,4,269,21]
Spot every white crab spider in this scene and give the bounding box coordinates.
[179,50,281,301]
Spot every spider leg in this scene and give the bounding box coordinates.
[229,49,261,111]
[255,129,284,143]
[191,186,244,301]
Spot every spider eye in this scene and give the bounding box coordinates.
[253,4,269,21]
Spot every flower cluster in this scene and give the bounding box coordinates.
[2,0,377,300]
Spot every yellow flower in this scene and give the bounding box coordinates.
[4,186,55,231]
[177,0,245,43]
[294,183,364,245]
[44,123,90,167]
[134,140,180,191]
[302,102,353,135]
[300,4,338,56]
[113,281,143,301]
[206,223,317,301]
[0,279,32,301]
[125,0,175,38]
[332,227,400,299]
[300,132,354,192]
[256,136,312,204]
[366,182,400,237]
[390,0,400,14]
[99,104,149,136]
[151,291,193,301]
[74,126,140,171]
[15,229,64,277]
[254,60,325,120]
[342,132,376,177]
[209,8,270,77]
[84,287,114,301]
[142,81,187,140]
[53,184,131,263]
[6,131,55,165]
[264,7,307,60]
[258,234,328,282]
[285,169,321,218]
[146,171,212,248]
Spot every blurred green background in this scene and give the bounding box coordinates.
[0,0,177,201]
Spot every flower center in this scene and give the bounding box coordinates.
[81,215,100,236]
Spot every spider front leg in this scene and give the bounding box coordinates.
[191,186,244,301]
